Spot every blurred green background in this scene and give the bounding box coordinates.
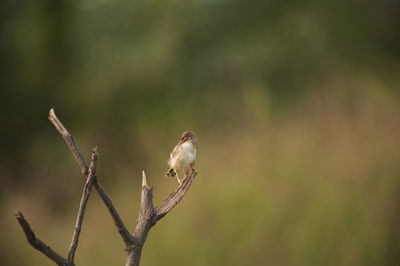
[1,0,400,265]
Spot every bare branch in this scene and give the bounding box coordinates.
[126,171,156,265]
[15,212,72,266]
[133,171,155,239]
[68,147,98,262]
[155,168,197,221]
[126,168,197,266]
[94,180,135,246]
[48,108,89,175]
[48,108,134,247]
[18,108,198,266]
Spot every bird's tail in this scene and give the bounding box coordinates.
[166,168,176,177]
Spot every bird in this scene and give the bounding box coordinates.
[166,130,197,184]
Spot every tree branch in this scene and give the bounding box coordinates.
[48,108,134,247]
[68,147,98,262]
[48,108,88,175]
[126,171,156,265]
[126,168,197,266]
[93,179,135,245]
[17,108,197,266]
[155,167,197,221]
[15,212,72,266]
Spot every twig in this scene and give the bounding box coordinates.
[48,108,88,175]
[15,212,72,266]
[48,108,134,247]
[68,147,98,262]
[93,179,135,245]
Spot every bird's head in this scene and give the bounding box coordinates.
[180,130,198,144]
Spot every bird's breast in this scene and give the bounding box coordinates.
[169,142,196,169]
[180,142,196,161]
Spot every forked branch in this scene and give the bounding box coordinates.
[48,108,134,246]
[16,109,197,266]
[126,168,197,266]
[15,147,99,266]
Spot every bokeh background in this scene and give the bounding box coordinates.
[1,0,400,265]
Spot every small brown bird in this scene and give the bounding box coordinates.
[166,130,197,184]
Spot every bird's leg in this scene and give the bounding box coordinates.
[175,172,183,185]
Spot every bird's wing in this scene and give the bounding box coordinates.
[170,142,182,158]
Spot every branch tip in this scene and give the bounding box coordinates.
[142,171,148,188]
[15,210,70,265]
[15,211,25,223]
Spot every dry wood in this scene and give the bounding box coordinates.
[48,109,88,175]
[68,147,98,262]
[126,169,196,266]
[15,146,99,266]
[16,108,197,266]
[15,212,72,266]
[48,108,134,246]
